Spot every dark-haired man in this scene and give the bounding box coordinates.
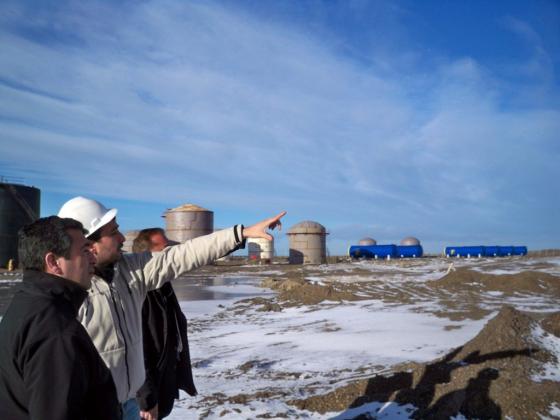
[133,228,194,420]
[57,196,285,420]
[0,216,121,420]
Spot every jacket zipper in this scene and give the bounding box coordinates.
[109,285,132,397]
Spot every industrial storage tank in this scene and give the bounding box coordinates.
[122,230,140,253]
[445,246,485,258]
[396,245,423,258]
[349,244,397,259]
[358,237,377,246]
[446,245,526,258]
[397,237,423,258]
[484,246,500,257]
[498,246,514,257]
[0,182,40,267]
[287,221,327,264]
[247,237,274,263]
[163,203,213,243]
[512,246,528,256]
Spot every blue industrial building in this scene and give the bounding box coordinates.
[445,245,528,258]
[349,236,423,259]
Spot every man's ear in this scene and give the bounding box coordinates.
[45,252,63,275]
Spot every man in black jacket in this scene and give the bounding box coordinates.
[133,228,196,420]
[0,216,121,420]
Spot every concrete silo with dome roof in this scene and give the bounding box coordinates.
[287,221,328,264]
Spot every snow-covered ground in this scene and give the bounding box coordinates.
[169,299,490,419]
[1,257,558,418]
[165,257,560,419]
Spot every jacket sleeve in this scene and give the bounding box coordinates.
[127,225,245,293]
[22,333,92,420]
[136,368,158,412]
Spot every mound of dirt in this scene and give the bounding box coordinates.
[428,269,560,296]
[260,278,360,306]
[542,312,560,338]
[261,278,306,292]
[290,306,560,419]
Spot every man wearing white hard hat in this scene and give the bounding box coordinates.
[58,196,285,420]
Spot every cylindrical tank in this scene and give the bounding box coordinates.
[287,221,327,264]
[396,245,423,258]
[397,237,422,258]
[163,204,213,243]
[445,246,485,258]
[247,237,274,263]
[400,237,420,246]
[359,237,377,246]
[122,230,140,253]
[349,244,397,259]
[0,183,41,267]
[498,246,514,257]
[484,246,500,257]
[512,246,527,256]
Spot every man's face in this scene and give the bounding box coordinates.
[149,232,169,252]
[91,219,125,267]
[57,229,96,289]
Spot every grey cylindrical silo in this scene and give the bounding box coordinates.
[164,204,214,243]
[122,230,140,253]
[0,183,41,267]
[400,237,420,246]
[359,237,377,246]
[287,221,328,264]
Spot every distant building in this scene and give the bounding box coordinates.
[287,221,328,264]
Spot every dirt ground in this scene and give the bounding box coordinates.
[290,306,559,419]
[2,256,558,418]
[193,256,560,419]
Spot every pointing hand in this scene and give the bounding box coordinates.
[242,211,287,241]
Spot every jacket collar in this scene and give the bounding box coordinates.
[22,270,89,313]
[94,263,116,284]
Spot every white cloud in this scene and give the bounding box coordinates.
[0,1,558,252]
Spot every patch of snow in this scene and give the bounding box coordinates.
[531,325,560,382]
[205,284,274,295]
[180,299,235,318]
[328,401,417,419]
[544,402,560,419]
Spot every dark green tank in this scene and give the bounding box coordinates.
[0,183,40,267]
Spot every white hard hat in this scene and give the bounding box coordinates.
[58,196,118,237]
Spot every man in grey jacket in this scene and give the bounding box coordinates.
[58,196,285,420]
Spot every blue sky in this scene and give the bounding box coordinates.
[0,0,559,255]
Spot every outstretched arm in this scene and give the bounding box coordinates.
[242,211,287,241]
[138,211,287,292]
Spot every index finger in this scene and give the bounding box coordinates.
[268,211,287,230]
[272,211,287,221]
